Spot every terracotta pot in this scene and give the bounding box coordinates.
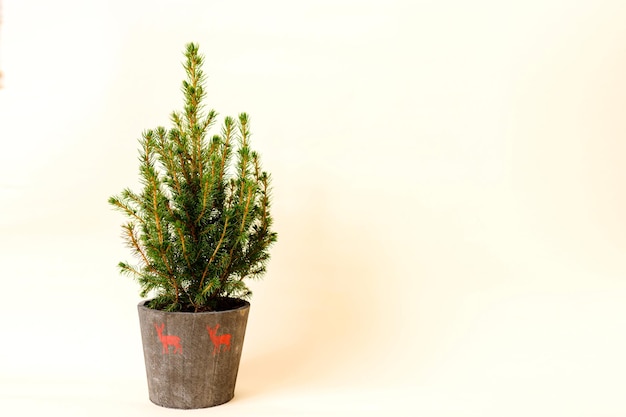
[137,299,250,409]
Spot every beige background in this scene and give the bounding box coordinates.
[1,0,626,415]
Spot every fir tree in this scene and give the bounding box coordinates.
[109,43,277,312]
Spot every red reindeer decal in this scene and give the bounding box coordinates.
[207,324,231,355]
[155,323,182,354]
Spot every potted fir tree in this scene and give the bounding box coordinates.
[109,43,277,409]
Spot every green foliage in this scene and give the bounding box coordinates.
[109,43,277,312]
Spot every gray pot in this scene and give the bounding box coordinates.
[137,299,250,409]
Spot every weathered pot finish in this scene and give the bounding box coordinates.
[137,300,250,409]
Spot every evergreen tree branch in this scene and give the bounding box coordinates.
[108,196,145,225]
[199,213,231,293]
[122,223,165,282]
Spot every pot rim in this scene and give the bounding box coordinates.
[137,298,250,315]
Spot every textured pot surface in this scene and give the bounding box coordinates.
[137,300,250,409]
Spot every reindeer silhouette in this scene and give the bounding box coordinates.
[155,323,182,354]
[207,324,231,355]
